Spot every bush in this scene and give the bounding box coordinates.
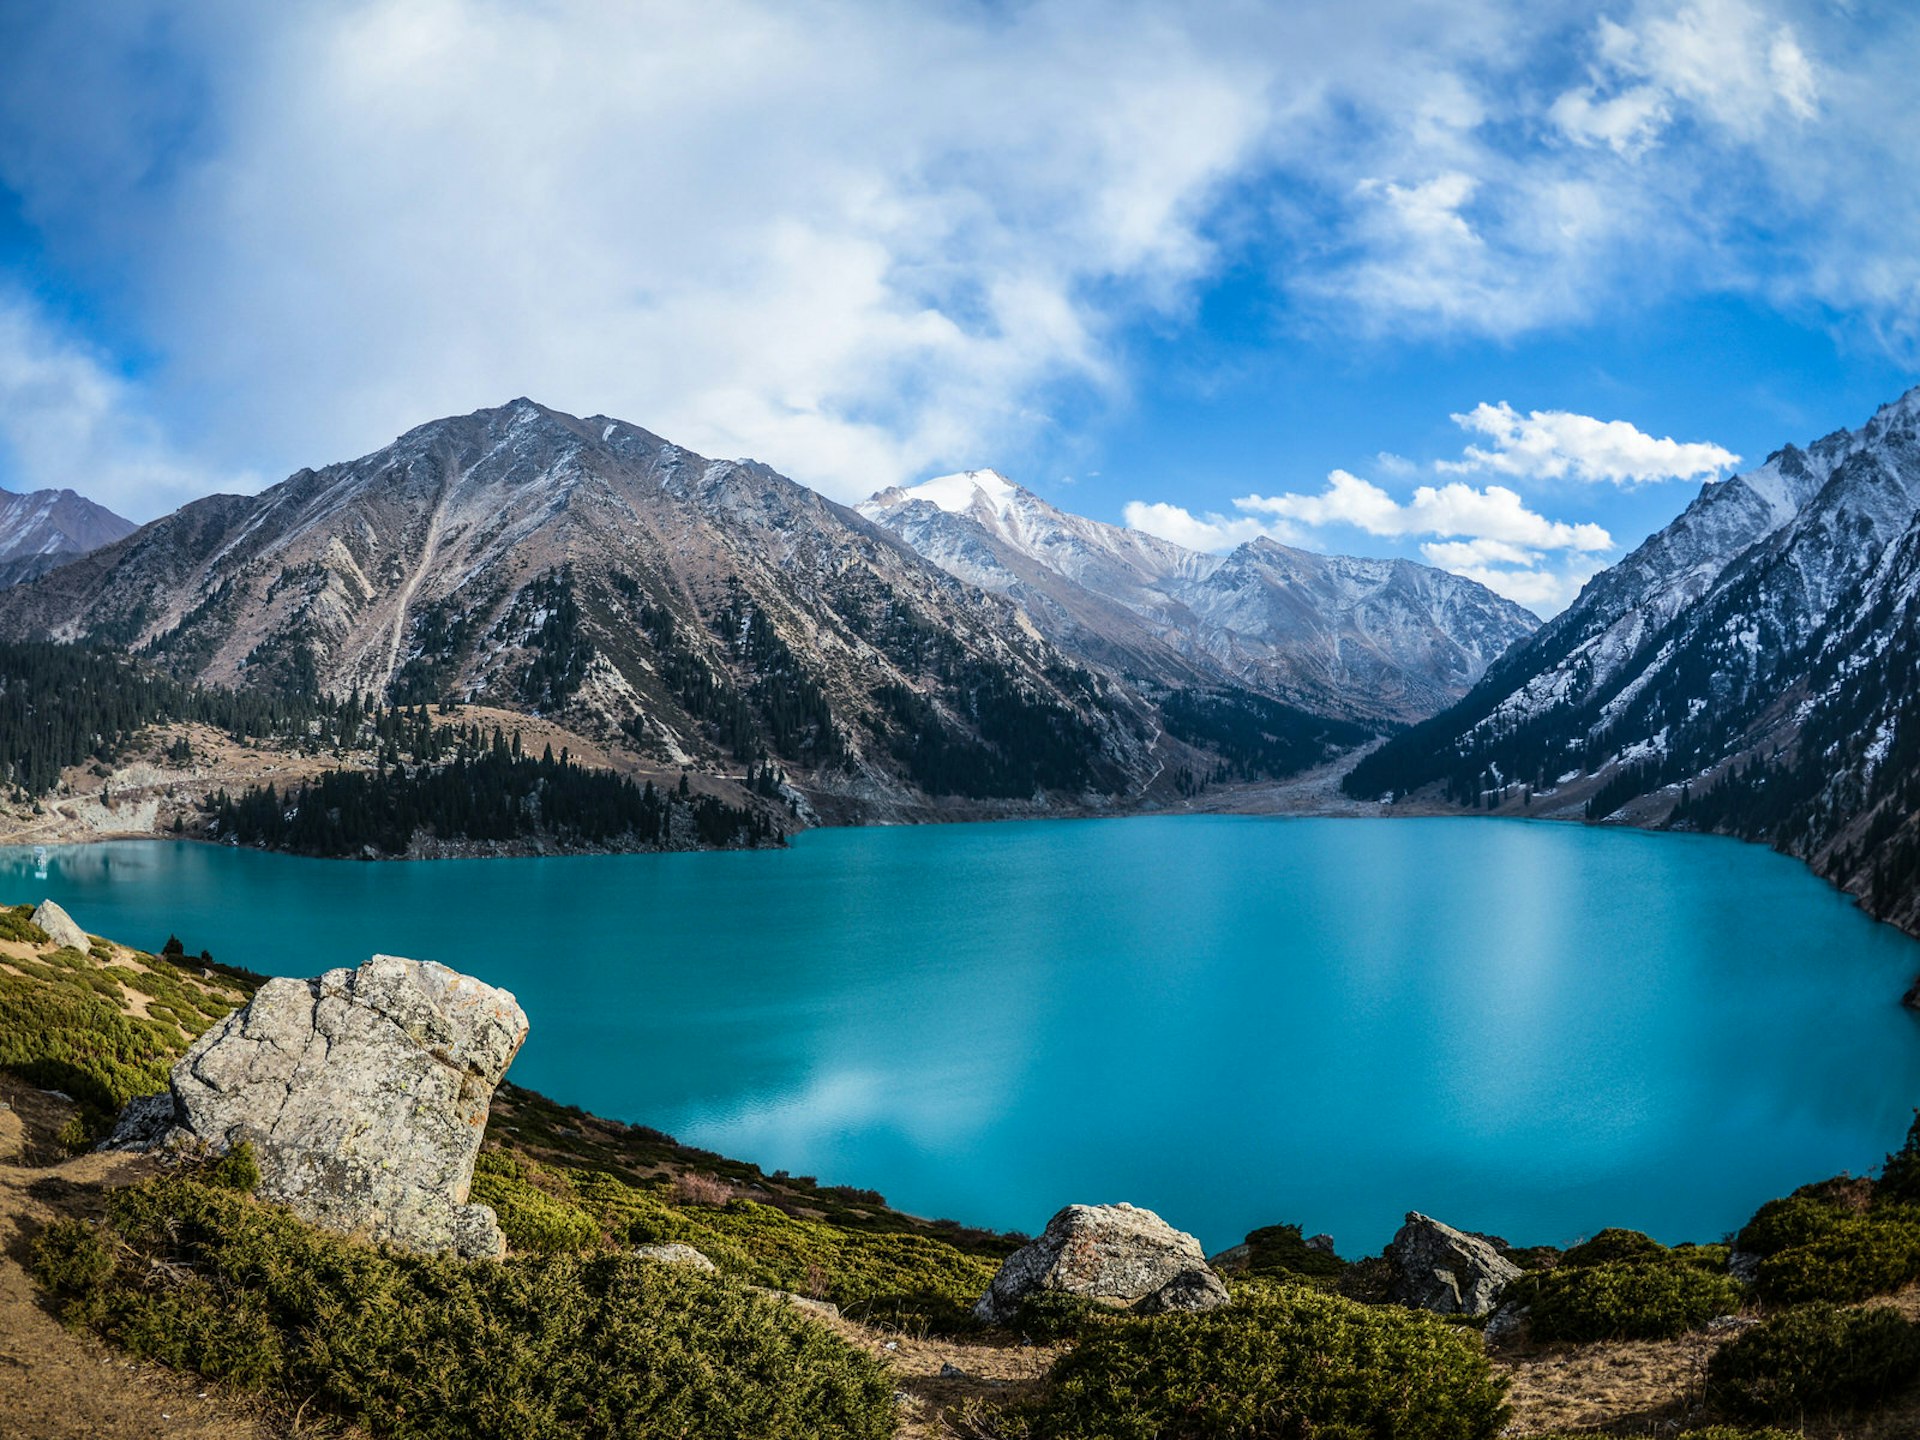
[469,1154,602,1254]
[1517,1256,1743,1342]
[1880,1111,1920,1203]
[1239,1222,1346,1282]
[467,1150,998,1333]
[1019,1286,1509,1440]
[205,1142,260,1193]
[1752,1210,1920,1305]
[1710,1301,1920,1421]
[1559,1227,1666,1268]
[1736,1193,1851,1257]
[33,1172,896,1440]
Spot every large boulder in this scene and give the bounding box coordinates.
[31,900,89,952]
[110,954,527,1258]
[1387,1212,1521,1316]
[974,1202,1227,1323]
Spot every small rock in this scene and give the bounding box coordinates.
[974,1202,1218,1324]
[1206,1241,1251,1275]
[631,1243,718,1272]
[1727,1249,1761,1284]
[1133,1266,1232,1315]
[938,1362,969,1379]
[750,1285,841,1320]
[1304,1233,1336,1253]
[31,899,89,952]
[1387,1212,1522,1316]
[1483,1300,1530,1342]
[1708,1313,1760,1332]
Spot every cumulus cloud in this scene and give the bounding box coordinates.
[1123,464,1614,615]
[0,0,1914,516]
[0,294,250,520]
[1238,471,1614,551]
[1121,501,1292,552]
[1438,402,1741,484]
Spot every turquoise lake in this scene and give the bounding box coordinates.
[7,817,1920,1255]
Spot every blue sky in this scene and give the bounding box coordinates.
[0,1,1916,613]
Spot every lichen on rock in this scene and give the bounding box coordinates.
[109,954,528,1258]
[973,1201,1228,1323]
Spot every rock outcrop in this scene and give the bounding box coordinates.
[1387,1212,1521,1316]
[31,900,89,952]
[974,1202,1228,1323]
[1133,1265,1233,1315]
[632,1243,718,1273]
[110,954,527,1258]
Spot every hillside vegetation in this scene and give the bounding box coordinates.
[5,916,1920,1437]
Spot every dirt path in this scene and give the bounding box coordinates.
[0,1094,289,1440]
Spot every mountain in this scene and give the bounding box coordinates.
[0,487,138,586]
[858,470,1540,727]
[1345,385,1920,933]
[0,401,1329,817]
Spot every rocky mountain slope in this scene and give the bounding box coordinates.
[1345,385,1920,933]
[0,403,1199,817]
[0,487,137,587]
[859,470,1538,727]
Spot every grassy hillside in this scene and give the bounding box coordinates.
[5,913,1920,1437]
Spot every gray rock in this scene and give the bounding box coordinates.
[1483,1300,1530,1342]
[1727,1249,1761,1284]
[1206,1241,1251,1275]
[31,900,89,952]
[974,1202,1220,1324]
[1304,1233,1336,1254]
[109,954,527,1258]
[632,1243,718,1272]
[1387,1211,1522,1316]
[750,1286,841,1320]
[1133,1265,1232,1315]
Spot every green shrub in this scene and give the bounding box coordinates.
[1880,1111,1920,1204]
[1516,1256,1743,1342]
[0,904,49,944]
[469,1155,602,1254]
[1240,1222,1346,1282]
[1019,1285,1509,1440]
[475,1154,998,1333]
[1559,1227,1666,1268]
[1752,1211,1920,1305]
[1737,1193,1850,1257]
[1709,1301,1920,1421]
[33,1172,896,1440]
[205,1142,260,1193]
[0,971,183,1112]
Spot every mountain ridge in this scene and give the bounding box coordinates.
[1344,383,1920,937]
[858,468,1539,727]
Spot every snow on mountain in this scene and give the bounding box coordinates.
[1345,383,1920,935]
[860,471,1538,726]
[0,401,1392,818]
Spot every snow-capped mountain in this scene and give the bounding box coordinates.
[0,402,1376,816]
[1346,385,1920,933]
[0,487,137,586]
[859,470,1539,726]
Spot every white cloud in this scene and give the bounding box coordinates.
[1237,470,1614,551]
[1438,402,1741,484]
[0,0,1276,505]
[1121,501,1292,552]
[1437,557,1609,614]
[0,294,250,520]
[0,0,1914,516]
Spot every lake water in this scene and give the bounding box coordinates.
[7,817,1920,1255]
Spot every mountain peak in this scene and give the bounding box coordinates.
[884,468,1022,520]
